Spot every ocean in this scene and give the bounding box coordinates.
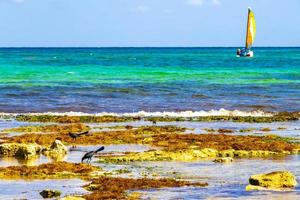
[0,47,299,114]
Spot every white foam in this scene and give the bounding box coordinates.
[0,109,274,118]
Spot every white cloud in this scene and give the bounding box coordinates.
[13,0,25,3]
[132,5,149,13]
[212,0,221,6]
[186,0,204,6]
[186,0,221,7]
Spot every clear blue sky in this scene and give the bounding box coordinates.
[0,0,299,47]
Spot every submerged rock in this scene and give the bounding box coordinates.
[0,143,41,159]
[40,189,61,198]
[213,157,233,163]
[42,140,68,160]
[246,171,298,191]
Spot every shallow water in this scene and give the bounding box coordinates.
[133,155,300,199]
[0,119,36,131]
[0,179,89,200]
[89,120,300,139]
[0,144,152,167]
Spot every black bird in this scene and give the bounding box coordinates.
[81,146,105,163]
[68,131,89,141]
[151,120,157,125]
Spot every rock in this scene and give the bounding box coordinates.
[127,192,142,200]
[59,196,85,200]
[40,189,61,198]
[245,185,274,191]
[213,157,233,163]
[291,149,300,154]
[0,143,42,159]
[200,148,219,157]
[246,171,298,191]
[219,149,280,158]
[218,149,235,158]
[42,140,68,160]
[100,148,219,163]
[85,183,98,191]
[234,150,250,157]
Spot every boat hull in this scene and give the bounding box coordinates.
[236,50,254,57]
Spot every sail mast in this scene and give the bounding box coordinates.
[245,7,251,49]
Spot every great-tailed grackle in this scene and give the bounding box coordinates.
[81,146,105,163]
[151,120,157,125]
[68,131,89,141]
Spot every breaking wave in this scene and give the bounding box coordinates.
[0,109,274,118]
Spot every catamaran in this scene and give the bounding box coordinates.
[237,7,256,57]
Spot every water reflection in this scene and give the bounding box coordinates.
[0,144,152,167]
[0,179,89,200]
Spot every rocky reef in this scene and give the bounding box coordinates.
[0,143,42,159]
[2,125,186,146]
[99,149,218,163]
[2,125,298,154]
[42,140,68,161]
[0,162,98,179]
[12,112,300,123]
[0,121,299,199]
[0,140,68,161]
[246,171,298,191]
[2,123,90,134]
[83,176,208,200]
[15,115,140,123]
[99,148,294,163]
[150,133,299,151]
[145,112,300,123]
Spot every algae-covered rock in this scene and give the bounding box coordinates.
[291,149,300,154]
[99,148,218,163]
[200,148,219,157]
[218,149,235,158]
[127,192,142,200]
[234,150,250,157]
[42,140,68,160]
[0,162,98,179]
[246,171,298,191]
[213,157,233,163]
[218,149,281,158]
[40,189,61,198]
[0,143,42,159]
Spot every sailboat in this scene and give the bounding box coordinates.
[237,7,256,57]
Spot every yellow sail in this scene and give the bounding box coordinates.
[245,8,256,49]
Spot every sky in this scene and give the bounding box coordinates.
[0,0,299,47]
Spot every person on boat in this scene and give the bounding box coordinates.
[236,49,241,56]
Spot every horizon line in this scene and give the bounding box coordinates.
[0,46,299,48]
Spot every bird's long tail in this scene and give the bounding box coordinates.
[95,146,105,153]
[79,131,89,136]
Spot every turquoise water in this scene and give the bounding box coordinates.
[0,47,299,113]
